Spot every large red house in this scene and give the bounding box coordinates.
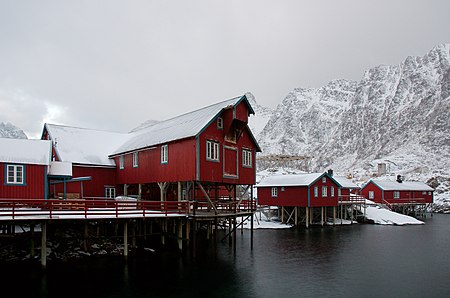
[361,176,434,205]
[0,138,51,199]
[42,94,261,202]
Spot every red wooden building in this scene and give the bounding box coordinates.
[256,172,342,226]
[361,176,434,206]
[0,138,51,199]
[41,94,261,204]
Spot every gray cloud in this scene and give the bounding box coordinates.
[0,0,449,137]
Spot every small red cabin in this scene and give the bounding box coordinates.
[257,172,342,208]
[0,138,51,199]
[361,178,434,205]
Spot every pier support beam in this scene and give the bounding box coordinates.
[124,221,128,259]
[333,206,336,226]
[321,207,324,226]
[30,224,35,258]
[305,207,309,228]
[41,221,47,268]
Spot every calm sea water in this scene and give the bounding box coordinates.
[1,214,450,298]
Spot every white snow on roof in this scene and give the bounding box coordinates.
[0,138,51,165]
[333,176,359,189]
[45,124,130,166]
[111,95,247,155]
[48,161,72,176]
[257,173,324,187]
[371,179,434,191]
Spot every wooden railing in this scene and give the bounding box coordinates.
[0,197,257,220]
[338,195,366,204]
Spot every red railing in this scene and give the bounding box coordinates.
[338,195,366,204]
[0,197,257,220]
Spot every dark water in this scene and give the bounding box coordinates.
[2,214,450,298]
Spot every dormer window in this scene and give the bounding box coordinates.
[217,117,223,130]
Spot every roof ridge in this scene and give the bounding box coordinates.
[46,123,127,134]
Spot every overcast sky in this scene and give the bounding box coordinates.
[0,0,449,138]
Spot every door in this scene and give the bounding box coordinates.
[223,146,238,178]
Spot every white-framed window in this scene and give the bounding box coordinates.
[217,117,223,129]
[281,187,285,192]
[322,177,326,183]
[422,191,426,195]
[105,187,116,198]
[338,188,342,197]
[271,187,278,197]
[369,191,374,199]
[133,152,139,168]
[6,164,25,185]
[206,140,219,161]
[314,186,318,198]
[161,144,168,164]
[242,149,252,168]
[331,187,335,197]
[322,186,328,197]
[428,192,431,195]
[394,191,400,199]
[119,155,124,169]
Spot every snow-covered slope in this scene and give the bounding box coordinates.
[257,44,450,180]
[246,92,274,138]
[0,122,27,139]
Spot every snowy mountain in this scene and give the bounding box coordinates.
[0,122,27,139]
[256,44,450,182]
[246,92,274,138]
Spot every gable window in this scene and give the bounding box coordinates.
[6,165,25,185]
[105,187,116,198]
[330,187,335,197]
[119,155,124,170]
[314,186,318,198]
[133,152,139,168]
[322,177,326,183]
[394,191,400,199]
[161,144,168,164]
[217,117,223,130]
[242,149,252,168]
[369,191,374,199]
[322,186,328,197]
[271,187,278,197]
[206,140,219,161]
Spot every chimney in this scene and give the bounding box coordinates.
[328,169,333,176]
[396,175,403,183]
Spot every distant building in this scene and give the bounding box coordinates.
[361,176,434,205]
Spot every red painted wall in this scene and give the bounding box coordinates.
[115,138,197,184]
[50,165,116,198]
[361,181,433,204]
[0,163,46,199]
[361,182,382,203]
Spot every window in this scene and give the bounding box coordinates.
[206,140,219,161]
[242,149,252,168]
[322,177,326,183]
[394,191,400,199]
[217,117,223,129]
[369,191,374,199]
[314,186,318,198]
[6,165,25,185]
[428,192,431,195]
[322,186,328,197]
[338,188,342,197]
[422,191,426,195]
[105,187,116,198]
[271,187,278,197]
[119,155,124,169]
[161,144,168,164]
[331,187,335,197]
[281,187,285,192]
[133,152,139,168]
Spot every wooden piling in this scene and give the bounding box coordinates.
[41,221,47,268]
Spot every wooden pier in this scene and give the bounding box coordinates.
[0,198,256,267]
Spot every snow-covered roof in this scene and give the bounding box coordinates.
[111,94,253,155]
[257,172,341,187]
[370,179,434,191]
[0,138,51,165]
[44,124,130,166]
[48,161,73,177]
[333,176,360,189]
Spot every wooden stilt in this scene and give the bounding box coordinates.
[250,213,254,250]
[124,221,128,259]
[321,207,324,226]
[83,221,89,252]
[333,206,336,226]
[177,220,183,251]
[305,207,309,228]
[41,221,47,268]
[132,221,136,249]
[30,224,35,258]
[295,207,298,226]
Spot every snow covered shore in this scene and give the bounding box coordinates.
[362,205,424,225]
